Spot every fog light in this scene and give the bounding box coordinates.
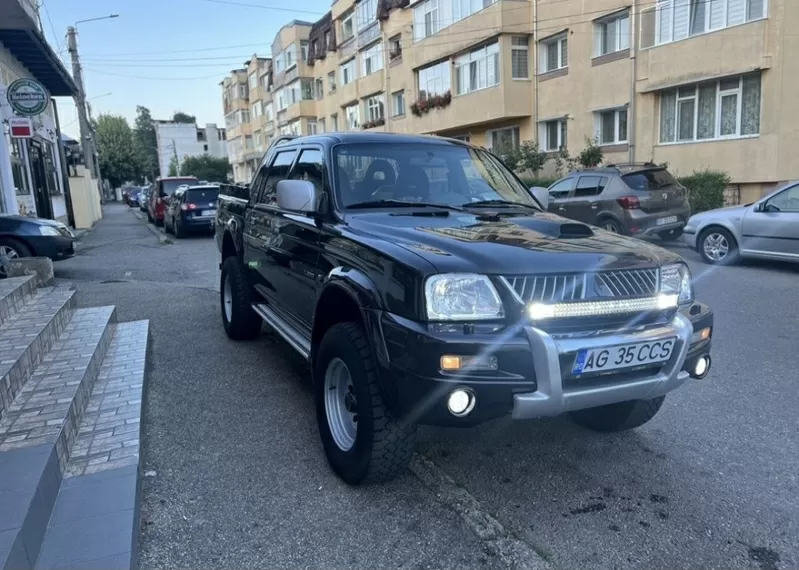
[692,354,711,379]
[447,388,476,417]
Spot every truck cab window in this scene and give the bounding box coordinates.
[259,150,297,206]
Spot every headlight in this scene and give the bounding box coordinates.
[660,263,693,304]
[38,226,60,236]
[424,274,504,321]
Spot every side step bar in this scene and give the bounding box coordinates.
[252,303,311,360]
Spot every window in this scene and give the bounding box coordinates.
[318,118,326,133]
[331,113,339,131]
[488,127,519,151]
[251,103,261,118]
[300,40,309,63]
[254,131,262,149]
[413,0,498,42]
[548,178,575,199]
[391,90,405,117]
[596,108,628,145]
[345,103,360,130]
[357,0,377,30]
[574,175,609,197]
[455,42,499,95]
[511,37,529,79]
[341,59,356,85]
[417,61,450,99]
[315,78,324,100]
[767,185,799,213]
[655,0,765,45]
[361,43,384,76]
[539,35,568,73]
[285,44,297,69]
[593,12,630,57]
[301,78,314,100]
[389,35,402,61]
[290,149,325,197]
[275,88,287,110]
[238,84,248,99]
[203,144,209,152]
[659,73,761,143]
[308,120,318,135]
[328,71,337,93]
[264,103,273,121]
[324,31,331,50]
[341,11,355,41]
[248,73,258,89]
[289,121,301,136]
[257,150,297,205]
[238,110,250,124]
[244,135,254,149]
[365,94,385,122]
[540,119,567,151]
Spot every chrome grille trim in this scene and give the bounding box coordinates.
[501,268,659,304]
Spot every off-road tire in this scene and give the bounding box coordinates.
[220,256,261,340]
[698,226,739,265]
[569,396,666,432]
[315,322,416,485]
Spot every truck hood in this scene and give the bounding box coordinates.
[347,210,683,274]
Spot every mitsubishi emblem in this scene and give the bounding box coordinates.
[662,193,668,199]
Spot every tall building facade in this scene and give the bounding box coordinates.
[223,0,793,201]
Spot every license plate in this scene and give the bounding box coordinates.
[572,339,675,375]
[200,209,216,217]
[657,215,678,226]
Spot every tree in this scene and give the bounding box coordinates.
[168,154,179,177]
[94,114,141,188]
[576,137,604,168]
[172,111,196,124]
[133,106,159,181]
[180,154,230,182]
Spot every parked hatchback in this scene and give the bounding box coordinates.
[539,163,690,241]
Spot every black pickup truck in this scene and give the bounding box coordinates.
[215,133,714,485]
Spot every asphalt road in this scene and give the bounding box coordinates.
[57,204,798,570]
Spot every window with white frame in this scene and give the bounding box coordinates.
[595,108,628,145]
[540,119,567,151]
[345,103,360,130]
[341,10,355,41]
[391,90,405,116]
[357,0,377,30]
[488,127,519,151]
[365,94,385,122]
[659,72,761,143]
[248,73,258,89]
[251,103,261,118]
[264,102,273,121]
[285,44,297,69]
[308,120,318,135]
[237,110,250,125]
[413,0,499,42]
[341,59,356,85]
[539,34,568,73]
[301,40,309,64]
[595,11,630,56]
[254,130,262,149]
[318,118,326,133]
[511,37,529,79]
[331,113,339,131]
[289,121,301,136]
[361,43,384,76]
[656,0,765,46]
[455,42,499,95]
[276,88,286,110]
[417,61,451,99]
[245,135,253,149]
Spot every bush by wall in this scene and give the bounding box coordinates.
[676,169,729,214]
[518,175,558,189]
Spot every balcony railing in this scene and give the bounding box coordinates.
[358,21,380,47]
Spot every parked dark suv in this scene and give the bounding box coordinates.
[164,184,219,237]
[540,163,690,240]
[215,134,714,485]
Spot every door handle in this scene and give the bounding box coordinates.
[558,206,566,211]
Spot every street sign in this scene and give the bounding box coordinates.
[8,117,33,138]
[6,78,48,116]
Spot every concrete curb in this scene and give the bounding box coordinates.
[129,208,171,245]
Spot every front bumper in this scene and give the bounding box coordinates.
[378,303,713,427]
[683,226,698,249]
[28,235,75,261]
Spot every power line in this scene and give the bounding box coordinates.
[196,0,323,16]
[83,67,224,81]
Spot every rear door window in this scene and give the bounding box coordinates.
[574,176,602,198]
[623,169,678,191]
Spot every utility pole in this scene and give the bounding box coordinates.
[66,26,98,185]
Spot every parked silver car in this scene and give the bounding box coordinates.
[684,181,799,265]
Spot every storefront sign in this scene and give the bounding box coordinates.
[8,117,33,138]
[6,78,48,116]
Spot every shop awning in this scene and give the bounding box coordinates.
[0,28,78,97]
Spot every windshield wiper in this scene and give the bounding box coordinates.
[348,200,465,211]
[462,199,540,211]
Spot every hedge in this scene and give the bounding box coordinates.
[676,169,729,214]
[518,175,558,189]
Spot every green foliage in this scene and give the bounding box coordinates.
[168,154,179,177]
[677,169,729,213]
[133,106,159,180]
[496,140,547,174]
[517,175,558,189]
[94,114,141,189]
[180,154,230,182]
[576,137,604,168]
[172,111,196,124]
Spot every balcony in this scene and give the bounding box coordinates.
[407,0,531,69]
[407,81,531,134]
[357,71,384,99]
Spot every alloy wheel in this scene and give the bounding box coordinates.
[0,245,20,278]
[703,232,729,261]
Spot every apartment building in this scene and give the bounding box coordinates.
[223,0,794,199]
[154,121,228,178]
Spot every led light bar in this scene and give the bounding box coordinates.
[527,294,679,320]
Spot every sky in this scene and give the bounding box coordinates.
[42,0,331,139]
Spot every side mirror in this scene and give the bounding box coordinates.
[530,186,550,210]
[276,180,316,212]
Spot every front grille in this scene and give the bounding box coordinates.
[503,268,659,304]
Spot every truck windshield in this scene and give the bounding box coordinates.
[333,143,540,209]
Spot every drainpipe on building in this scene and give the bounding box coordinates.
[51,98,76,228]
[382,21,391,132]
[628,0,638,163]
[533,0,539,145]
